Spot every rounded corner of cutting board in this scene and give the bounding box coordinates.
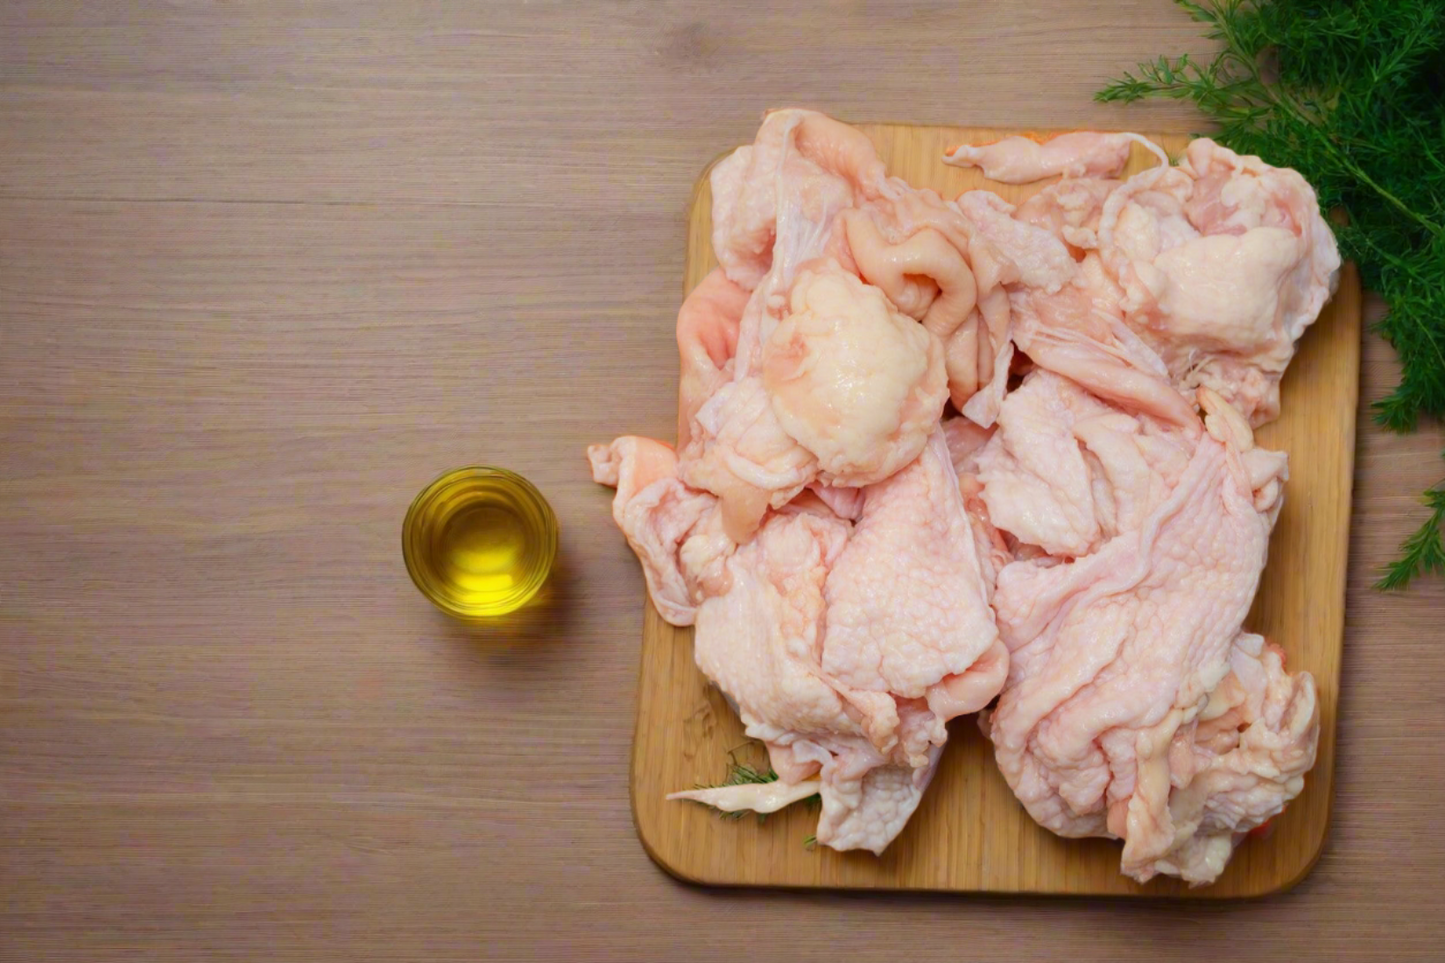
[629,772,733,889]
[1233,812,1333,900]
[631,809,704,887]
[648,122,1356,898]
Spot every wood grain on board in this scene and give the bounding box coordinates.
[632,124,1362,897]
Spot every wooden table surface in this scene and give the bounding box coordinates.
[3,3,1442,960]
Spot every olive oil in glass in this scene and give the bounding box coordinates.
[403,467,558,619]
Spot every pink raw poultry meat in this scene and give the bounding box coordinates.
[676,267,748,448]
[945,134,1327,883]
[1098,138,1341,425]
[1092,138,1340,425]
[951,183,1203,433]
[990,136,1340,427]
[822,431,1008,753]
[1151,631,1318,882]
[1015,176,1121,253]
[690,109,1037,541]
[943,131,1139,183]
[975,371,1114,558]
[981,389,1316,884]
[941,416,1014,587]
[682,110,958,540]
[591,433,1004,856]
[667,501,947,855]
[1008,272,1202,432]
[949,140,1203,432]
[687,506,858,748]
[960,133,1339,428]
[590,112,1333,878]
[592,112,1009,851]
[586,437,731,625]
[975,370,1195,558]
[955,189,1076,293]
[666,430,1005,854]
[760,261,949,488]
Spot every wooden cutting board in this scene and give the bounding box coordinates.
[630,123,1361,897]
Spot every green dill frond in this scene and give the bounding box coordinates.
[803,834,818,850]
[718,762,779,786]
[1099,0,1445,585]
[1376,481,1445,590]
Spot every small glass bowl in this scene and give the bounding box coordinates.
[402,466,558,620]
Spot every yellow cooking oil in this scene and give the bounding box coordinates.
[402,467,558,619]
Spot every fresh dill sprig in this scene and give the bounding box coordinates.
[1097,0,1445,588]
[1377,471,1445,589]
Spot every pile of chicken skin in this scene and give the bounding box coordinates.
[590,110,1338,885]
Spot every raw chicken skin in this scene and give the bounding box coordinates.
[593,112,1014,856]
[941,416,1014,587]
[712,109,1009,422]
[762,261,948,486]
[680,374,818,543]
[588,437,732,625]
[1148,632,1318,883]
[1098,138,1342,425]
[950,168,1204,433]
[676,267,748,448]
[976,371,1115,557]
[956,190,1076,293]
[690,508,859,743]
[680,110,912,539]
[1016,177,1121,253]
[710,110,883,292]
[676,496,971,855]
[590,112,1335,876]
[813,744,944,853]
[840,207,994,413]
[674,433,1003,854]
[680,255,953,539]
[684,108,1019,537]
[976,370,1195,557]
[940,415,994,476]
[596,361,995,855]
[841,208,977,338]
[823,430,1006,759]
[944,131,1137,183]
[1008,268,1201,431]
[846,186,1007,406]
[975,134,1338,428]
[982,390,1317,884]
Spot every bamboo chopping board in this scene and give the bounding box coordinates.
[630,123,1361,897]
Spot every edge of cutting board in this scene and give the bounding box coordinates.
[629,122,1359,898]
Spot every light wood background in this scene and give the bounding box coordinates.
[634,125,1359,898]
[1,2,1442,960]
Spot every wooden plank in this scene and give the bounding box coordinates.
[631,123,1361,897]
